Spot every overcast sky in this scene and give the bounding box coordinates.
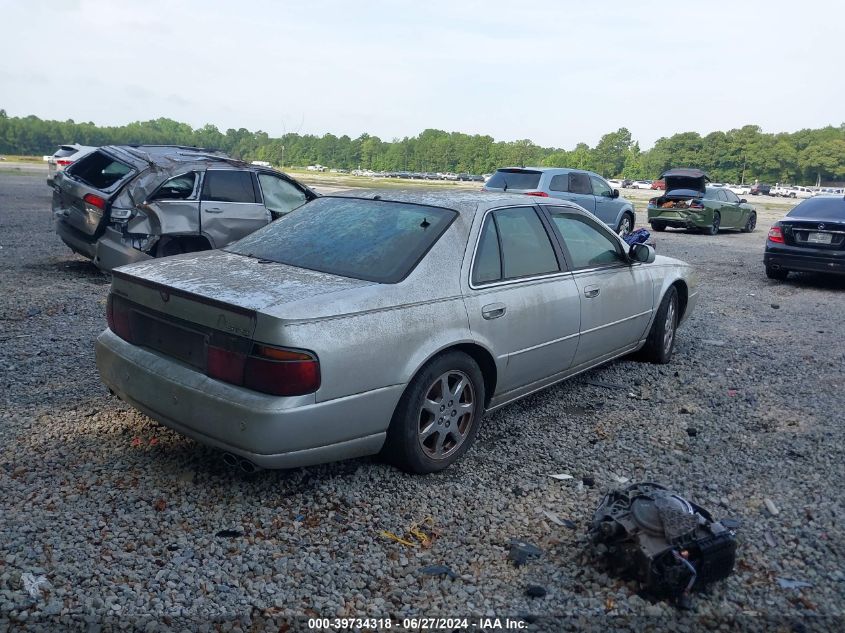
[1,0,843,149]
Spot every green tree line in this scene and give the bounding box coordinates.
[2,110,843,184]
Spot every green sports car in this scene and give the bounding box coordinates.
[647,168,757,235]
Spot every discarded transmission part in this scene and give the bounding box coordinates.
[589,482,737,599]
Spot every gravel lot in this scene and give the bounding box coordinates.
[1,172,844,631]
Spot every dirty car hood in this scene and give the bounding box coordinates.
[660,168,709,197]
[114,250,374,311]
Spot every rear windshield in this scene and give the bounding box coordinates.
[486,169,542,190]
[67,150,133,190]
[226,197,457,283]
[787,197,845,220]
[54,146,78,158]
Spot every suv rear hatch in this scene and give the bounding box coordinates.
[53,148,144,238]
[483,168,543,193]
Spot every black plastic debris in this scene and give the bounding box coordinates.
[686,427,698,437]
[589,482,738,601]
[215,529,244,538]
[508,540,542,567]
[419,565,458,579]
[525,584,547,598]
[582,476,595,487]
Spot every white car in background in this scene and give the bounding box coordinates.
[47,144,96,186]
[727,184,751,196]
[630,180,653,189]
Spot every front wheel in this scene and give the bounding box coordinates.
[382,351,485,474]
[616,213,634,237]
[706,212,721,236]
[742,212,757,233]
[640,286,679,364]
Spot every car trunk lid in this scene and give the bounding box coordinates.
[54,148,142,237]
[661,168,709,199]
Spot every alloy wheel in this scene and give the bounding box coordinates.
[617,215,632,237]
[663,296,677,355]
[417,370,476,460]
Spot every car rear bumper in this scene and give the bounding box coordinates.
[55,217,97,259]
[94,226,152,271]
[764,245,845,275]
[95,329,401,468]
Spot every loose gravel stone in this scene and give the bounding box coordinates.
[1,175,844,628]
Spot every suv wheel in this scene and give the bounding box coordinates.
[616,213,633,237]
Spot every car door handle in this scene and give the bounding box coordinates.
[204,207,223,213]
[481,303,506,320]
[583,285,600,298]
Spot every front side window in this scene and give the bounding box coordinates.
[717,189,729,202]
[471,206,559,284]
[568,172,592,195]
[257,173,308,215]
[590,175,612,197]
[150,172,197,201]
[723,189,740,203]
[201,170,256,203]
[549,210,625,270]
[227,197,456,284]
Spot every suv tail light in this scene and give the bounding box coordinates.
[84,193,107,210]
[524,191,549,197]
[106,294,132,341]
[767,226,785,243]
[56,159,73,167]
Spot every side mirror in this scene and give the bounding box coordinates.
[612,188,620,199]
[739,198,747,204]
[629,243,656,264]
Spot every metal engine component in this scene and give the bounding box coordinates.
[589,482,737,598]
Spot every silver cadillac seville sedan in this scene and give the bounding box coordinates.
[96,191,698,473]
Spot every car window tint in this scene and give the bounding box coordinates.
[66,150,133,190]
[493,207,559,279]
[151,172,197,201]
[472,215,502,284]
[486,170,542,190]
[568,173,592,195]
[703,188,719,200]
[549,174,568,192]
[590,175,612,197]
[226,197,456,284]
[201,170,256,203]
[257,173,307,215]
[717,189,729,202]
[54,146,77,158]
[550,211,624,270]
[724,189,739,203]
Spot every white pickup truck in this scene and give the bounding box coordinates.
[772,185,814,199]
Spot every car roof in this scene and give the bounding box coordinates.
[495,166,588,174]
[332,189,582,216]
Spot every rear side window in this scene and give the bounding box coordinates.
[67,150,133,190]
[202,170,256,203]
[549,174,568,192]
[568,173,592,194]
[485,169,542,190]
[150,172,198,201]
[472,207,559,284]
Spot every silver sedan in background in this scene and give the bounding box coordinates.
[96,192,698,473]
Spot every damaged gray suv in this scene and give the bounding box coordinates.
[52,145,317,271]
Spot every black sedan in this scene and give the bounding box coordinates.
[764,195,845,279]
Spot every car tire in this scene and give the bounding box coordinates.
[650,222,666,232]
[706,212,721,236]
[640,286,679,364]
[616,213,634,237]
[382,351,485,474]
[742,212,757,233]
[765,266,789,280]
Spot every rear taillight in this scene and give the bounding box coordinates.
[689,200,705,209]
[56,159,73,167]
[524,191,549,197]
[243,346,320,396]
[106,294,132,341]
[767,226,785,243]
[207,342,320,396]
[84,193,107,210]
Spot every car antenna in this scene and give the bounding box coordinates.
[503,180,508,192]
[420,217,430,229]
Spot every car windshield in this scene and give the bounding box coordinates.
[486,169,542,190]
[786,197,845,221]
[226,197,457,283]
